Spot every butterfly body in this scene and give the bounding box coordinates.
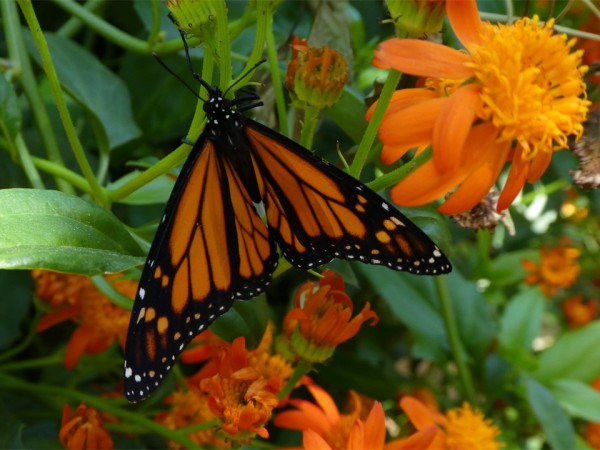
[124,82,451,402]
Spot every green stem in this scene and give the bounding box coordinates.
[31,156,93,194]
[520,178,569,205]
[278,359,312,400]
[366,147,433,192]
[52,0,151,53]
[214,0,232,89]
[1,0,72,193]
[350,70,401,178]
[299,105,320,150]
[56,0,104,38]
[17,0,109,207]
[15,134,44,189]
[264,6,289,137]
[0,372,198,449]
[435,276,476,404]
[237,0,267,81]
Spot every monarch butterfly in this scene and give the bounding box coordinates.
[124,37,451,402]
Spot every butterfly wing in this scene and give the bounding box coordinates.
[245,120,451,275]
[124,137,278,402]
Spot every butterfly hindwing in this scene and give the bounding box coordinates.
[124,138,277,401]
[245,120,451,275]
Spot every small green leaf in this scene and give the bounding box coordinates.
[499,287,545,355]
[24,32,141,150]
[551,378,600,422]
[533,322,600,384]
[0,75,21,140]
[525,377,575,449]
[0,189,144,275]
[211,295,269,349]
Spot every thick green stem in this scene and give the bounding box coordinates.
[435,276,476,404]
[350,70,401,178]
[366,147,433,192]
[299,105,320,150]
[278,359,312,401]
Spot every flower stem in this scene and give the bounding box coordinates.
[366,146,433,192]
[17,0,109,207]
[350,69,401,178]
[264,5,289,137]
[435,276,476,404]
[0,372,198,449]
[278,359,311,400]
[299,105,320,150]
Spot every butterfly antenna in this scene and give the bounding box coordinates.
[152,53,207,102]
[223,58,267,97]
[177,28,215,95]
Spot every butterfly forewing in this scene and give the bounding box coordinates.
[245,121,451,275]
[124,139,278,402]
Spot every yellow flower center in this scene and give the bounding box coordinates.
[444,403,503,450]
[466,16,589,159]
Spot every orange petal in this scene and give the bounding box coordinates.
[373,39,474,79]
[367,89,440,122]
[64,325,94,370]
[379,98,445,164]
[446,0,484,47]
[498,148,530,212]
[363,402,386,449]
[347,420,365,450]
[36,305,80,332]
[274,409,329,436]
[303,429,332,450]
[527,150,552,182]
[439,140,511,214]
[389,425,440,450]
[399,396,445,430]
[308,385,341,424]
[391,157,467,206]
[433,84,482,172]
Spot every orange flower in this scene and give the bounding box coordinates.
[562,295,599,328]
[282,270,378,362]
[59,402,113,450]
[522,239,581,297]
[286,36,348,109]
[34,271,135,369]
[584,377,600,449]
[199,337,280,441]
[156,386,229,449]
[400,396,504,450]
[368,0,590,214]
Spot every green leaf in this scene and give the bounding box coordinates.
[499,287,545,359]
[325,86,366,144]
[211,295,269,349]
[24,32,141,150]
[533,322,600,384]
[357,264,448,362]
[0,406,24,449]
[0,271,33,350]
[0,189,145,275]
[551,378,600,422]
[525,377,575,449]
[0,75,21,140]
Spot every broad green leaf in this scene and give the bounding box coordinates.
[211,295,269,349]
[551,379,600,422]
[0,75,21,140]
[499,287,545,356]
[0,189,144,275]
[357,264,448,363]
[533,322,600,384]
[24,32,141,150]
[325,86,366,144]
[525,377,575,449]
[0,271,33,350]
